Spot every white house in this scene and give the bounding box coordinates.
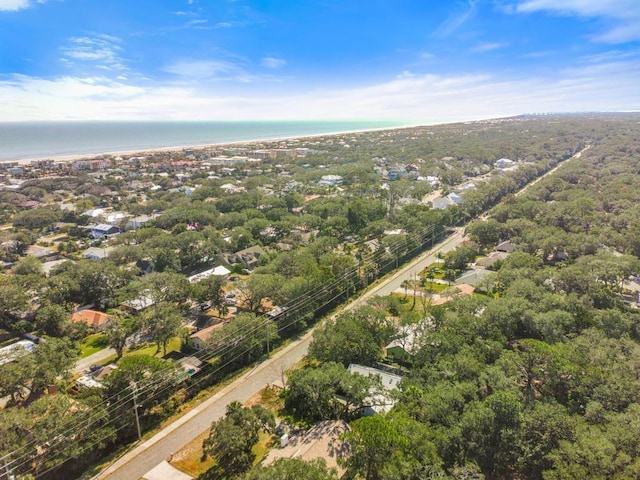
[494,158,515,169]
[347,364,402,415]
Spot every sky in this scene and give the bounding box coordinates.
[0,0,639,122]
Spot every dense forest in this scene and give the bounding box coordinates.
[271,115,640,479]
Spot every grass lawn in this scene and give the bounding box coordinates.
[80,333,109,358]
[128,336,182,357]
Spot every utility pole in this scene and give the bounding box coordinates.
[3,458,15,480]
[265,320,270,357]
[130,381,142,442]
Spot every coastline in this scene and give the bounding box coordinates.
[6,122,426,167]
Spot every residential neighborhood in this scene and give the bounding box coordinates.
[2,114,640,480]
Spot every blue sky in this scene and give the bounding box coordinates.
[0,0,639,122]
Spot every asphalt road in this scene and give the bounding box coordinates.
[74,347,117,374]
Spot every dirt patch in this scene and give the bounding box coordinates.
[170,429,216,479]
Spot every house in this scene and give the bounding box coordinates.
[120,292,156,314]
[385,322,432,363]
[190,323,225,350]
[217,245,265,269]
[70,309,112,330]
[432,197,456,210]
[318,175,344,187]
[177,355,203,376]
[496,239,516,253]
[90,224,120,239]
[82,208,105,218]
[187,265,231,283]
[494,158,515,169]
[474,251,509,269]
[26,245,57,261]
[347,364,402,415]
[141,461,194,480]
[455,269,494,288]
[83,246,115,261]
[127,214,153,229]
[75,375,105,390]
[0,340,36,366]
[446,192,462,204]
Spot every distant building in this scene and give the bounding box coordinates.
[318,175,344,187]
[494,158,515,169]
[127,214,153,229]
[446,192,462,204]
[347,364,402,415]
[83,246,115,261]
[90,224,120,239]
[70,309,112,330]
[188,265,231,283]
[0,340,36,366]
[190,323,225,350]
[432,197,456,210]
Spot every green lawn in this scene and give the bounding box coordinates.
[128,336,182,357]
[80,333,109,358]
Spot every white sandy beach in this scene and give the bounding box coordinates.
[8,123,426,167]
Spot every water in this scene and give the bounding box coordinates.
[0,120,407,162]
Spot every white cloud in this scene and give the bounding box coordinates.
[434,0,478,38]
[1,57,639,122]
[0,0,31,11]
[261,57,286,69]
[471,42,507,52]
[61,35,127,70]
[513,0,640,42]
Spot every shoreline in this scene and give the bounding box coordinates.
[7,122,428,167]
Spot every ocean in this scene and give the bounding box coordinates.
[0,120,408,162]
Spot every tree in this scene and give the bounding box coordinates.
[30,337,79,395]
[203,401,275,478]
[75,260,129,308]
[12,255,44,276]
[237,273,285,313]
[516,401,575,478]
[0,351,34,402]
[284,362,375,423]
[13,207,62,230]
[0,392,114,478]
[243,458,339,480]
[192,274,226,311]
[143,302,183,355]
[0,275,31,331]
[105,311,139,359]
[206,313,278,370]
[458,391,523,478]
[138,271,192,309]
[35,303,70,337]
[308,306,395,367]
[340,412,442,480]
